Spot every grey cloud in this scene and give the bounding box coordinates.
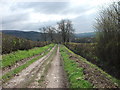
[1,1,98,33]
[20,21,57,31]
[2,12,29,30]
[2,13,29,25]
[62,6,94,15]
[2,19,57,31]
[72,13,97,33]
[14,2,94,15]
[14,2,70,14]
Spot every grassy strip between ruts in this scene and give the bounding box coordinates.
[60,45,93,88]
[2,44,55,83]
[64,45,120,87]
[2,44,54,68]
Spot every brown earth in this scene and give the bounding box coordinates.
[69,54,118,88]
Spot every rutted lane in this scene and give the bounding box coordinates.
[2,47,51,76]
[45,46,68,88]
[3,46,56,88]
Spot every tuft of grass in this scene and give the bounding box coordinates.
[2,44,54,68]
[38,75,45,83]
[60,45,93,88]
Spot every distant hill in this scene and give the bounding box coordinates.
[2,30,43,41]
[1,30,96,41]
[75,32,96,38]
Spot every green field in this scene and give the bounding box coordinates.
[2,44,54,68]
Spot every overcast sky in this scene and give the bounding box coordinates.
[0,0,117,33]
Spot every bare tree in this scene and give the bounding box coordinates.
[54,27,62,43]
[39,27,47,42]
[57,20,66,43]
[66,20,75,42]
[57,19,74,43]
[47,26,56,42]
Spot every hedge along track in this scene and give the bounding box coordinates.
[2,45,57,88]
[2,44,54,75]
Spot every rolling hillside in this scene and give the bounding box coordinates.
[2,30,42,41]
[75,32,96,38]
[1,30,96,41]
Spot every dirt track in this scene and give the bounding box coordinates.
[3,46,68,88]
[3,46,56,88]
[2,45,119,88]
[45,46,68,88]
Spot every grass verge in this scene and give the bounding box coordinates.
[2,44,55,83]
[2,44,54,68]
[60,45,93,88]
[64,45,120,87]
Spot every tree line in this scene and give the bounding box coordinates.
[95,1,120,78]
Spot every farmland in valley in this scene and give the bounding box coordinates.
[1,0,120,89]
